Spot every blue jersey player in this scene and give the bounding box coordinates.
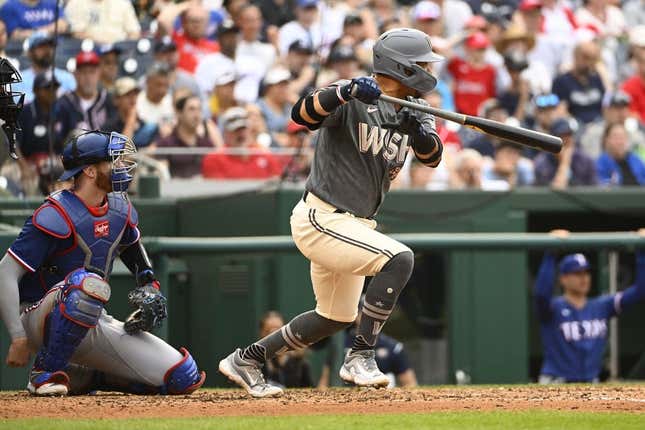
[0,130,206,396]
[534,232,645,383]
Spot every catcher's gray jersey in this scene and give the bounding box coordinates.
[305,85,435,218]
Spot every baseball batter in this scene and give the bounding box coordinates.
[0,130,206,396]
[220,28,444,397]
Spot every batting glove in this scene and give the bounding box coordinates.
[342,77,382,105]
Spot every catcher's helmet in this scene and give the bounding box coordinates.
[0,58,25,159]
[60,130,137,192]
[372,28,443,94]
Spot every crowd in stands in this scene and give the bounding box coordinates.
[1,0,645,197]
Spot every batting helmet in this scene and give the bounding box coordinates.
[372,28,443,94]
[60,130,137,192]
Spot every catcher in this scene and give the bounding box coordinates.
[220,28,443,397]
[0,130,206,395]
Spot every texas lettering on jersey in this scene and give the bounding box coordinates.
[559,319,608,342]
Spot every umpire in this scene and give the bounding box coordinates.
[220,28,443,397]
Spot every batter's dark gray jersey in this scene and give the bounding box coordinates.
[305,83,436,218]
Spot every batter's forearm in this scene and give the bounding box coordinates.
[0,254,28,339]
[292,86,350,130]
[413,131,443,168]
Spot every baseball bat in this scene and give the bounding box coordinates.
[379,94,562,154]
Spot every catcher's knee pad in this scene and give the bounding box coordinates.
[162,347,206,395]
[36,269,110,372]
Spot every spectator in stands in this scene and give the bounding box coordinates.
[245,103,273,148]
[465,99,508,157]
[137,62,175,137]
[450,148,484,190]
[0,20,18,69]
[155,94,216,178]
[496,51,531,123]
[13,32,75,104]
[209,70,238,120]
[597,122,645,186]
[259,311,314,388]
[258,67,293,146]
[0,0,67,40]
[280,120,313,182]
[17,71,61,163]
[481,141,535,189]
[195,20,239,102]
[424,91,461,150]
[97,44,121,94]
[534,231,645,384]
[623,1,645,28]
[257,0,296,29]
[285,40,316,98]
[65,0,141,44]
[57,51,116,141]
[552,40,605,125]
[153,37,201,99]
[581,91,645,159]
[532,93,562,135]
[104,77,158,148]
[446,32,496,117]
[278,0,322,56]
[621,48,645,123]
[173,3,220,74]
[434,0,473,39]
[411,1,444,43]
[340,12,372,68]
[201,107,283,179]
[534,117,597,188]
[316,45,362,87]
[237,5,276,73]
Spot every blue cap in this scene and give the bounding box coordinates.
[297,0,318,8]
[534,93,560,109]
[550,117,576,136]
[28,32,54,50]
[559,253,591,274]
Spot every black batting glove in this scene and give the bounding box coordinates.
[341,76,382,105]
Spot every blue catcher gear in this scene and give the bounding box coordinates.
[162,348,206,394]
[33,269,110,375]
[372,28,443,94]
[59,130,137,193]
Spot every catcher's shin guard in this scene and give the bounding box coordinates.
[35,269,110,373]
[162,347,206,394]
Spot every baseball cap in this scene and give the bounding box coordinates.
[327,45,357,63]
[286,120,307,134]
[263,67,291,86]
[297,0,318,8]
[114,77,140,97]
[465,32,490,49]
[559,253,590,274]
[28,32,55,50]
[343,12,363,27]
[519,0,543,11]
[75,51,100,67]
[288,40,314,54]
[606,91,631,108]
[412,1,442,21]
[629,25,645,48]
[217,20,239,37]
[549,117,576,136]
[33,71,60,90]
[221,107,248,131]
[154,36,177,53]
[215,69,237,86]
[98,43,122,56]
[534,93,560,109]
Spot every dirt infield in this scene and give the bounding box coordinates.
[1,385,644,419]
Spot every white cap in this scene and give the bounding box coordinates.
[263,67,291,86]
[215,69,237,86]
[629,25,645,48]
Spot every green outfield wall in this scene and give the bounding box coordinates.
[1,187,644,389]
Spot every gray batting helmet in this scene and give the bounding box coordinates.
[372,28,443,93]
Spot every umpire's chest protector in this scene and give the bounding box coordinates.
[35,190,134,280]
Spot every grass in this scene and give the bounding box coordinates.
[2,411,644,430]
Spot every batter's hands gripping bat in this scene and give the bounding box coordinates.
[379,94,562,154]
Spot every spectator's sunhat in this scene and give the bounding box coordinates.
[549,117,577,136]
[263,67,291,86]
[217,20,239,37]
[221,107,248,131]
[75,51,100,68]
[327,45,357,64]
[114,77,140,97]
[534,93,560,109]
[28,32,55,51]
[297,0,318,9]
[98,44,122,57]
[496,23,535,53]
[559,254,590,274]
[288,40,314,55]
[465,32,490,50]
[154,36,177,53]
[629,26,645,48]
[412,1,441,21]
[33,71,60,90]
